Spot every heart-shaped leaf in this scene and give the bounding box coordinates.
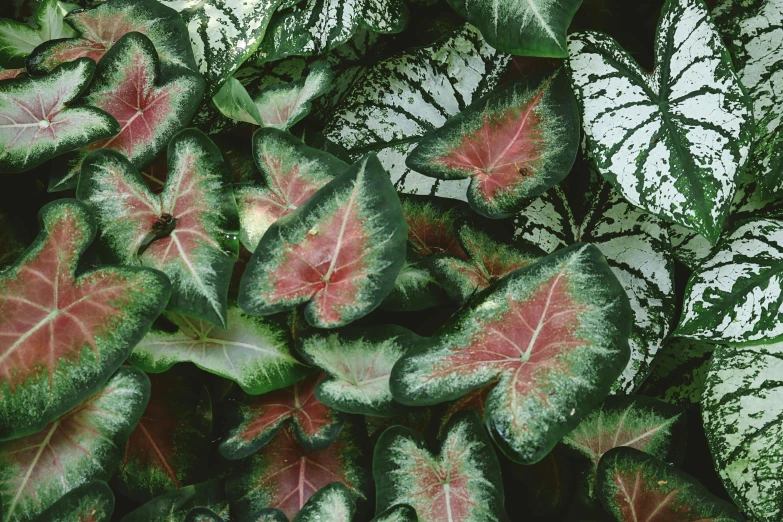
[32,481,114,522]
[54,31,204,190]
[407,69,579,218]
[447,0,581,58]
[236,128,349,252]
[676,218,783,344]
[26,0,197,74]
[0,58,118,174]
[702,341,783,522]
[391,243,632,464]
[117,368,212,501]
[225,421,370,521]
[120,478,229,522]
[0,366,149,522]
[374,411,509,522]
[514,166,676,392]
[639,338,715,408]
[0,0,76,68]
[293,482,355,522]
[78,129,238,328]
[567,0,754,243]
[324,24,511,200]
[220,373,344,460]
[297,325,423,417]
[238,153,407,329]
[563,395,686,498]
[714,0,783,196]
[130,307,309,396]
[0,199,168,441]
[596,447,744,522]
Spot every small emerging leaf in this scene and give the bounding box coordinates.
[212,77,263,126]
[254,65,333,130]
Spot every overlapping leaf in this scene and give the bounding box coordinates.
[254,66,333,130]
[0,59,118,173]
[293,482,355,522]
[401,196,468,260]
[186,508,223,522]
[0,366,149,522]
[568,0,754,242]
[130,307,308,395]
[702,341,783,522]
[392,244,631,464]
[325,24,511,200]
[236,128,348,252]
[0,0,76,68]
[371,505,418,522]
[238,153,407,329]
[0,67,24,81]
[407,69,579,218]
[120,479,229,522]
[639,338,715,408]
[0,200,168,440]
[374,411,509,522]
[32,481,114,522]
[78,129,238,328]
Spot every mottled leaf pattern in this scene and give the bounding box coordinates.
[119,479,229,522]
[568,0,754,242]
[640,338,715,407]
[32,481,114,522]
[0,0,76,68]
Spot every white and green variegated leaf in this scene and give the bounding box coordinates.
[253,0,408,65]
[702,341,783,522]
[568,0,754,243]
[677,219,783,344]
[513,169,676,392]
[370,505,418,522]
[325,24,511,200]
[714,0,783,196]
[0,367,149,522]
[639,338,715,408]
[254,65,333,130]
[0,0,75,67]
[294,483,355,522]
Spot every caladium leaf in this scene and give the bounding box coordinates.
[293,482,355,522]
[391,243,632,464]
[514,168,676,392]
[371,505,418,522]
[220,373,344,459]
[117,368,212,501]
[238,153,407,329]
[676,218,783,344]
[0,67,24,81]
[0,58,118,174]
[53,31,205,190]
[714,0,783,196]
[0,366,149,522]
[254,65,333,130]
[407,69,579,218]
[225,421,370,521]
[236,128,349,252]
[562,395,686,498]
[567,0,754,243]
[26,0,198,74]
[401,196,468,260]
[374,411,509,522]
[325,24,511,200]
[185,508,223,522]
[130,307,308,396]
[0,0,76,68]
[596,447,744,522]
[639,338,715,408]
[212,77,263,126]
[78,129,238,328]
[702,341,783,522]
[0,199,168,440]
[297,325,423,416]
[119,478,229,522]
[32,481,114,522]
[381,259,448,312]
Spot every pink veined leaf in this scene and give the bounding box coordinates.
[391,244,631,464]
[0,68,24,81]
[401,197,468,260]
[220,372,345,460]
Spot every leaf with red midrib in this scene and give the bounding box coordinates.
[32,481,115,522]
[391,244,631,464]
[401,196,468,260]
[597,448,744,522]
[406,69,579,218]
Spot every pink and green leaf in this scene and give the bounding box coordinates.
[596,447,744,522]
[373,411,509,522]
[26,0,197,74]
[391,243,632,464]
[235,128,349,252]
[78,129,238,328]
[238,153,407,329]
[406,69,579,218]
[401,196,468,260]
[130,307,309,396]
[0,366,149,522]
[32,480,114,522]
[0,67,24,81]
[220,372,344,460]
[119,478,229,522]
[0,199,168,441]
[0,58,118,173]
[297,325,424,417]
[225,421,370,521]
[117,368,213,501]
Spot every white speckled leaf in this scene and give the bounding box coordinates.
[0,0,75,67]
[677,218,783,344]
[568,0,754,243]
[325,24,511,200]
[702,341,783,522]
